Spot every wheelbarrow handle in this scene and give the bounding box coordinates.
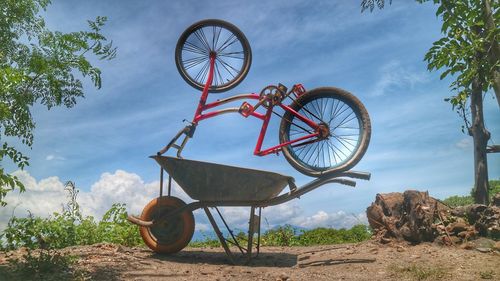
[127,214,153,227]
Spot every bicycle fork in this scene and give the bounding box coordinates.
[157,124,197,158]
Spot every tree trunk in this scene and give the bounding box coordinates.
[482,0,500,108]
[470,78,490,204]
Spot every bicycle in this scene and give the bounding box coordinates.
[158,19,371,177]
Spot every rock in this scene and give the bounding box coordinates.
[471,237,495,250]
[492,193,500,207]
[447,221,469,235]
[476,247,491,253]
[450,236,461,245]
[460,242,475,250]
[493,241,500,252]
[367,190,450,243]
[276,272,289,281]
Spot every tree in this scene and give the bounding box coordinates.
[361,0,499,204]
[0,0,116,206]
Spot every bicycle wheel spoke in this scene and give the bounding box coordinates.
[198,28,212,51]
[217,34,238,53]
[329,99,340,123]
[333,134,358,142]
[332,112,357,131]
[320,141,327,168]
[214,61,224,86]
[212,26,222,50]
[183,41,209,55]
[312,142,321,167]
[325,141,340,164]
[193,29,211,52]
[194,60,209,82]
[309,100,322,121]
[216,57,238,79]
[289,120,313,135]
[218,51,244,59]
[325,140,332,167]
[329,103,349,124]
[320,98,328,120]
[333,135,355,152]
[328,139,348,160]
[183,56,208,69]
[298,144,313,160]
[304,142,319,165]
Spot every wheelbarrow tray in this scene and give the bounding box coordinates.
[152,156,293,202]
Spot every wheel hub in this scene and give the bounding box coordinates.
[318,123,330,139]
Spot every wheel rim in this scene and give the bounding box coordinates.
[149,203,186,246]
[286,96,364,171]
[178,23,247,91]
[140,197,194,254]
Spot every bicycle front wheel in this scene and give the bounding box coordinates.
[279,87,371,177]
[175,19,252,93]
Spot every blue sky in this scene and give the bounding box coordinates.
[2,0,499,231]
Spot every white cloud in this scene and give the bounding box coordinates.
[290,210,367,229]
[1,170,366,232]
[456,138,472,149]
[45,154,66,161]
[0,170,191,231]
[371,60,429,97]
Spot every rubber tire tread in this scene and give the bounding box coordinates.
[279,87,371,177]
[175,19,252,93]
[139,196,195,254]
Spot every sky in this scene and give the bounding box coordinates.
[1,0,499,233]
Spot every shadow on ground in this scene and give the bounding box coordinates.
[150,249,297,267]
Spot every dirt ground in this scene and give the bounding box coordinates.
[1,240,499,281]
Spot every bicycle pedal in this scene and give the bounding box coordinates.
[292,84,306,97]
[239,102,254,118]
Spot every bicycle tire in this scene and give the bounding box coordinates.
[279,87,371,177]
[139,196,195,254]
[175,19,252,93]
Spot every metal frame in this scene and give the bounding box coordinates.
[128,166,370,264]
[157,50,318,158]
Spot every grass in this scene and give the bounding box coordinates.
[189,224,372,247]
[0,248,86,281]
[479,270,495,279]
[389,263,447,281]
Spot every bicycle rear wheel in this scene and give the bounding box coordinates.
[279,87,371,177]
[175,19,252,93]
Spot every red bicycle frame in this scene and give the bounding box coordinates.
[184,53,321,157]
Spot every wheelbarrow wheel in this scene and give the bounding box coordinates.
[139,196,195,254]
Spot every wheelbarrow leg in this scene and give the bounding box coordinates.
[204,207,236,265]
[246,206,261,264]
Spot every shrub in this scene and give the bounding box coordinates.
[0,182,142,251]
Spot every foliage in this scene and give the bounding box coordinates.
[297,225,372,245]
[0,249,83,281]
[362,0,499,126]
[189,224,372,248]
[361,0,392,12]
[0,0,116,206]
[361,0,498,204]
[442,195,474,207]
[261,225,300,246]
[422,0,499,133]
[442,179,500,207]
[0,182,141,251]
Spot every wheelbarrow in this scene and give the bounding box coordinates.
[128,156,370,264]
